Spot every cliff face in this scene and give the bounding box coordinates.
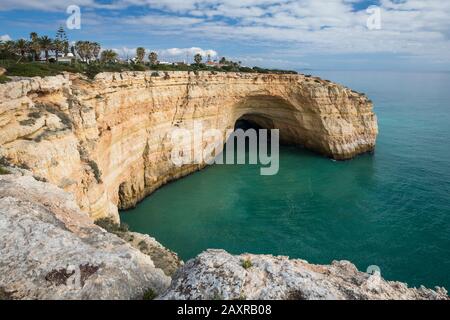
[0,71,378,221]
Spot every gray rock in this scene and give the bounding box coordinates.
[119,231,183,277]
[160,249,448,300]
[0,174,170,300]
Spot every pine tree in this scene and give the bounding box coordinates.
[55,26,69,59]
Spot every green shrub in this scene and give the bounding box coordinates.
[4,61,83,77]
[131,64,147,71]
[19,118,36,126]
[143,288,157,300]
[28,111,42,119]
[0,60,297,81]
[212,292,224,300]
[94,217,129,234]
[138,240,149,251]
[87,160,102,183]
[0,287,13,300]
[0,74,11,83]
[0,166,11,175]
[241,259,252,270]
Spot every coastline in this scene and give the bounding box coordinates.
[0,71,446,300]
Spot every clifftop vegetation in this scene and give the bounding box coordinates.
[0,28,297,81]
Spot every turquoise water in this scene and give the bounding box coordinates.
[121,71,450,289]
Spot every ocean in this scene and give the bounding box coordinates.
[121,70,450,289]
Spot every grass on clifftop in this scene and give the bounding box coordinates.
[0,59,298,80]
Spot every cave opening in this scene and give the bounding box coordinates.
[230,114,278,150]
[218,114,280,173]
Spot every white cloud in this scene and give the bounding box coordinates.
[109,46,218,61]
[160,47,217,58]
[111,47,139,59]
[123,15,202,26]
[1,0,450,65]
[0,34,11,41]
[101,0,450,61]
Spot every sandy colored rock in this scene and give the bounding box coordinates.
[0,173,170,300]
[160,249,448,300]
[0,71,378,221]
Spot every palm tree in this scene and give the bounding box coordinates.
[148,52,158,66]
[91,42,101,61]
[15,39,29,58]
[53,39,64,62]
[75,41,90,62]
[29,32,41,61]
[39,36,53,62]
[74,41,100,63]
[100,49,118,63]
[0,40,16,57]
[194,53,202,65]
[136,47,145,64]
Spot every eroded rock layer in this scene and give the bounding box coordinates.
[0,71,378,221]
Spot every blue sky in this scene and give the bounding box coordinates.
[1,0,449,71]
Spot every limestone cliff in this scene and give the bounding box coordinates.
[0,71,378,221]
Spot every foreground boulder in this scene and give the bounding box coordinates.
[0,173,171,299]
[161,249,448,300]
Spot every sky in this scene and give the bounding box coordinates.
[1,0,449,71]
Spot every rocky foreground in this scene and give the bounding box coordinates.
[0,172,447,300]
[162,250,448,300]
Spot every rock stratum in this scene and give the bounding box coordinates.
[1,71,445,300]
[0,71,377,222]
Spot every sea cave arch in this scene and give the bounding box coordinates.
[229,95,310,148]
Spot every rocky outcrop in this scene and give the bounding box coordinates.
[119,231,183,277]
[0,172,172,299]
[0,71,377,221]
[161,250,448,300]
